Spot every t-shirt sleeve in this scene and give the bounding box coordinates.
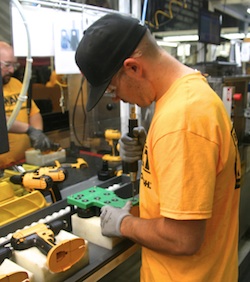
[153,130,219,220]
[29,100,40,116]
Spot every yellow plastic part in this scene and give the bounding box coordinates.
[12,223,54,246]
[55,158,88,169]
[1,171,28,197]
[0,182,48,227]
[22,164,39,171]
[47,238,86,273]
[0,182,15,204]
[102,154,121,162]
[0,271,29,282]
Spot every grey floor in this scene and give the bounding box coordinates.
[98,249,141,282]
[239,234,250,282]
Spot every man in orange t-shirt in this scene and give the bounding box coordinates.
[75,14,241,281]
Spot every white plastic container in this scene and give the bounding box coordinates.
[25,149,66,166]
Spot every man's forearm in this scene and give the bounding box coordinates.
[7,118,29,133]
[7,112,44,133]
[120,215,206,256]
[29,113,43,130]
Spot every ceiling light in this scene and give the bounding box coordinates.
[221,33,248,40]
[247,8,250,14]
[163,35,199,42]
[157,41,178,47]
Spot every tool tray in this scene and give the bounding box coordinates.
[0,167,48,226]
[0,189,48,227]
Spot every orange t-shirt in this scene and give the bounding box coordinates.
[0,77,40,168]
[140,72,241,282]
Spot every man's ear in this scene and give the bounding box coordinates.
[123,58,142,78]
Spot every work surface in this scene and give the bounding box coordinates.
[0,196,138,282]
[0,151,138,282]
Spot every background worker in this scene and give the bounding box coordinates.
[0,41,51,169]
[75,14,241,281]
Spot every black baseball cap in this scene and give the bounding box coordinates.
[75,13,147,111]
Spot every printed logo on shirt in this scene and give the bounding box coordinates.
[231,126,241,189]
[142,145,150,173]
[4,93,26,113]
[141,144,152,189]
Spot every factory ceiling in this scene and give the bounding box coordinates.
[15,1,250,34]
[9,1,250,40]
[211,0,250,27]
[142,0,250,34]
[83,0,250,36]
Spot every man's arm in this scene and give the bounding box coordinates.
[121,216,206,256]
[27,113,52,151]
[7,113,52,151]
[7,112,43,133]
[29,112,43,130]
[7,118,29,133]
[100,203,206,256]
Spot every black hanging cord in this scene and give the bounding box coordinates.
[72,76,86,147]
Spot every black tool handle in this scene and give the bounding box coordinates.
[122,118,138,174]
[128,119,138,138]
[48,220,67,236]
[0,247,12,264]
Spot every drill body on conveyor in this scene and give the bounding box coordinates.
[0,220,85,273]
[9,166,68,202]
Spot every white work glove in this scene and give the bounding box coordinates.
[100,201,132,237]
[119,126,147,163]
[26,126,51,152]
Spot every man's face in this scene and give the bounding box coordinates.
[107,68,153,108]
[0,48,19,85]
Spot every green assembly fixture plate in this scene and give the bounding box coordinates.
[67,186,139,209]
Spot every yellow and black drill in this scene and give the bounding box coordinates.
[0,220,85,273]
[9,166,67,202]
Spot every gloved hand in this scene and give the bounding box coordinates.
[119,126,147,163]
[26,126,51,152]
[100,201,132,237]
